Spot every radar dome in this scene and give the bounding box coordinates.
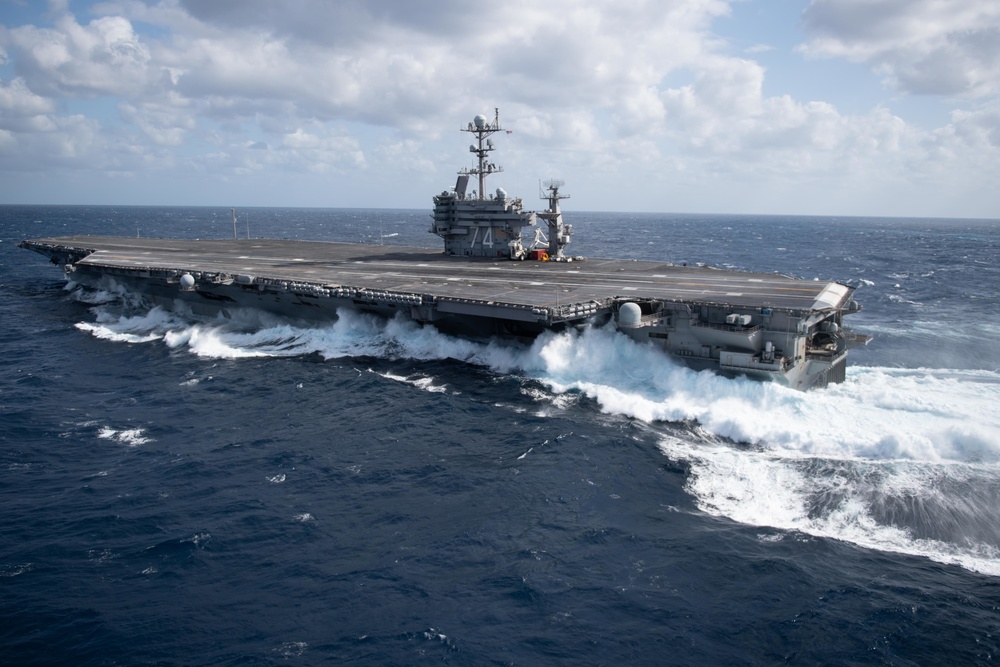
[618,302,642,328]
[473,114,488,129]
[179,273,195,290]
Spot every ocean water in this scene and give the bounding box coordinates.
[2,205,999,666]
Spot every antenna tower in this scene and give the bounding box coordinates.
[460,108,504,200]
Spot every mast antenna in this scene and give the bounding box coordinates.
[459,107,505,200]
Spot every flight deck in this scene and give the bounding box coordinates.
[20,235,845,314]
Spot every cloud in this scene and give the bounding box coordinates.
[119,94,193,146]
[176,0,471,46]
[0,77,56,119]
[799,0,1000,98]
[278,125,366,173]
[660,56,914,160]
[949,103,1000,148]
[0,113,102,170]
[0,0,996,216]
[5,12,154,97]
[654,55,914,196]
[644,50,1000,218]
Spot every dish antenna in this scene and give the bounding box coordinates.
[539,179,568,199]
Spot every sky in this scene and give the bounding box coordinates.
[0,0,997,218]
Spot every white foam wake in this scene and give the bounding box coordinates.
[76,306,188,343]
[519,325,1000,575]
[658,436,1000,576]
[76,303,1000,574]
[76,305,1000,463]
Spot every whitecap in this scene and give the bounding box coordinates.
[275,642,307,658]
[375,369,448,393]
[98,426,151,447]
[188,532,211,547]
[0,563,33,577]
[658,435,1000,576]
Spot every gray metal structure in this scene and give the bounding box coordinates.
[430,109,572,261]
[19,111,868,390]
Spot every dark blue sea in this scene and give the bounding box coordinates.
[2,205,999,666]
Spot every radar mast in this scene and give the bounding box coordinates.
[460,108,504,200]
[535,179,572,259]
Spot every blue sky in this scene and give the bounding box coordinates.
[0,0,997,218]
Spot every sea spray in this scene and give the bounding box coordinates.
[74,301,1000,463]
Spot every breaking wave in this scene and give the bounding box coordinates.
[76,300,1000,575]
[658,437,1000,576]
[97,426,152,447]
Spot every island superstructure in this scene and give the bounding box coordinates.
[19,110,868,390]
[431,110,572,261]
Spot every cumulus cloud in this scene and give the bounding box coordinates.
[949,104,1000,148]
[660,56,915,164]
[0,113,102,170]
[5,13,154,97]
[131,0,731,135]
[799,0,1000,98]
[0,78,56,118]
[119,94,193,146]
[278,126,366,172]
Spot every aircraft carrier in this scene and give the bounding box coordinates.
[19,110,868,390]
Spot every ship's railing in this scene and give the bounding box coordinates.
[691,320,762,335]
[634,312,670,327]
[842,329,873,347]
